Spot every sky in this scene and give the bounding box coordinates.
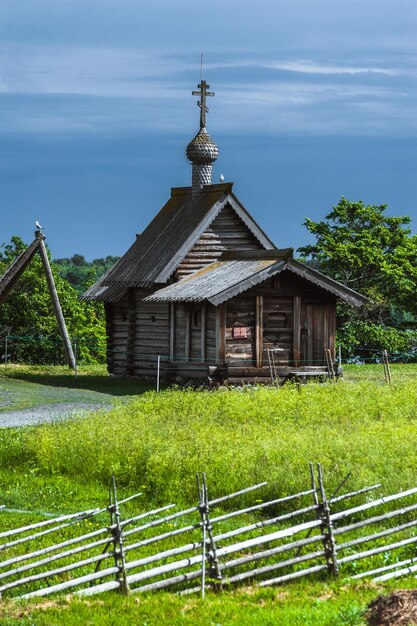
[0,0,416,259]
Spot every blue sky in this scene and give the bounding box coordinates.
[0,0,416,259]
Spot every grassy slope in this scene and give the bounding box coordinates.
[0,364,416,624]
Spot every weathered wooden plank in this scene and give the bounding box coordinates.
[293,296,301,367]
[200,303,206,361]
[169,303,175,362]
[255,295,263,367]
[217,304,226,361]
[185,308,190,361]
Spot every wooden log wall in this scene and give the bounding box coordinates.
[210,205,263,251]
[225,295,256,366]
[175,203,264,279]
[106,296,129,376]
[206,304,217,362]
[175,230,223,279]
[132,293,170,376]
[226,273,338,371]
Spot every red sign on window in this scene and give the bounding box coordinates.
[233,326,249,339]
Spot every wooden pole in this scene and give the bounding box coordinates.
[255,295,263,368]
[202,474,223,591]
[316,463,339,576]
[4,333,8,367]
[293,296,301,367]
[196,474,206,599]
[37,235,76,370]
[110,476,130,595]
[156,355,161,393]
[383,349,392,383]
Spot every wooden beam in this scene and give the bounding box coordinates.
[200,303,206,362]
[216,304,226,362]
[184,306,190,362]
[169,303,175,362]
[38,238,76,370]
[255,295,263,368]
[0,238,41,306]
[293,296,301,367]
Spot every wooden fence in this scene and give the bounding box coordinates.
[1,465,417,599]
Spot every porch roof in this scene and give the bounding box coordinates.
[144,252,368,307]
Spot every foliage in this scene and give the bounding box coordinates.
[54,254,119,294]
[0,237,106,364]
[298,198,417,325]
[338,321,417,360]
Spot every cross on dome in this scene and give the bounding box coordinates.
[192,80,215,129]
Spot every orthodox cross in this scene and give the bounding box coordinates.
[192,80,215,129]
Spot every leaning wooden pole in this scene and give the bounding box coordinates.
[36,232,76,370]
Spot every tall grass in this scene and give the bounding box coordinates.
[1,373,417,506]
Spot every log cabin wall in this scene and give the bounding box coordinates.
[206,304,217,361]
[224,274,338,370]
[175,204,264,279]
[105,296,129,375]
[210,205,263,251]
[225,295,256,366]
[130,290,170,377]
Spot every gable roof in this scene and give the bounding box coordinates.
[144,251,369,307]
[84,183,274,300]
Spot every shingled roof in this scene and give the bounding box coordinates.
[144,251,369,307]
[83,182,274,301]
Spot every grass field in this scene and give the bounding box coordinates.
[0,363,416,624]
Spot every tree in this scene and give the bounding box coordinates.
[54,254,119,294]
[0,236,106,364]
[298,198,417,324]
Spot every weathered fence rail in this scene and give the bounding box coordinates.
[1,464,417,599]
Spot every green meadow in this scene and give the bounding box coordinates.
[0,364,416,625]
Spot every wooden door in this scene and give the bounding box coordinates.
[301,302,328,366]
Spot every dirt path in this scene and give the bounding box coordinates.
[0,402,111,428]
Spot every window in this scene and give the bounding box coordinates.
[233,326,249,339]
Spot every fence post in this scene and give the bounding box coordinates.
[73,340,78,380]
[202,474,223,591]
[156,355,161,393]
[4,333,8,368]
[196,473,223,598]
[316,463,339,577]
[196,474,207,598]
[383,350,392,384]
[109,476,130,595]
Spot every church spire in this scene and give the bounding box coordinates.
[186,76,219,198]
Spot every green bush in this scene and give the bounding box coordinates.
[338,321,417,360]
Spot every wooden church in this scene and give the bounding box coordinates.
[84,80,367,384]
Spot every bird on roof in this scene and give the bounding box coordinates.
[219,174,224,182]
[35,221,44,230]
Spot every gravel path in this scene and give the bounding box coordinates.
[0,403,110,428]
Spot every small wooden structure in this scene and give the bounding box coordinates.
[84,80,367,384]
[0,230,76,369]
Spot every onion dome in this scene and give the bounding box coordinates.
[186,127,219,165]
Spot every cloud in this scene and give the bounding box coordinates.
[0,44,415,137]
[265,60,402,77]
